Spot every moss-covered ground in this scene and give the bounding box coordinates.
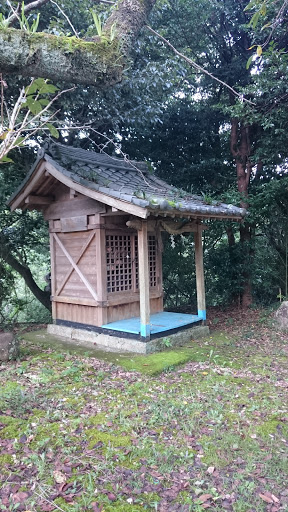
[0,307,287,511]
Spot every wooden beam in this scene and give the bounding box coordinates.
[148,209,243,222]
[9,161,47,211]
[194,231,206,321]
[53,296,101,307]
[25,194,54,205]
[138,220,150,339]
[107,289,163,306]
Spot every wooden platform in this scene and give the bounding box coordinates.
[101,311,201,336]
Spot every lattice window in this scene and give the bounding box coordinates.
[148,235,157,288]
[134,237,139,290]
[106,232,158,293]
[106,235,133,293]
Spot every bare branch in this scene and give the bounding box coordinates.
[93,0,115,3]
[0,80,75,162]
[7,0,51,26]
[146,25,256,106]
[50,0,79,38]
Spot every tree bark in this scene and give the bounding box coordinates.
[230,118,254,307]
[0,0,156,86]
[0,235,51,311]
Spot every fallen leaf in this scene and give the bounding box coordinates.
[259,493,274,504]
[12,492,29,503]
[197,494,212,503]
[53,470,67,484]
[271,494,280,503]
[207,466,215,474]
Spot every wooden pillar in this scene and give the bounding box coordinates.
[194,229,206,321]
[49,224,56,321]
[138,220,150,340]
[95,215,108,325]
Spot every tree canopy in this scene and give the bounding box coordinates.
[1,0,288,320]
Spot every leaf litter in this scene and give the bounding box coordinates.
[0,306,287,511]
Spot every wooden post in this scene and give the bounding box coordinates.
[49,227,56,321]
[138,220,150,340]
[95,215,108,325]
[194,229,206,321]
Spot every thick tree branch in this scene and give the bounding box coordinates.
[105,0,156,53]
[0,233,51,311]
[230,118,239,157]
[0,29,122,86]
[0,0,156,86]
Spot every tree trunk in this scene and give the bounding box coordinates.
[0,0,156,86]
[226,225,235,247]
[240,222,253,308]
[0,236,51,312]
[230,118,254,307]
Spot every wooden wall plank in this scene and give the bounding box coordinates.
[56,303,100,326]
[55,231,96,296]
[44,195,106,220]
[53,233,98,301]
[106,297,162,324]
[44,161,148,219]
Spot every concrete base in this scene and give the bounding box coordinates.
[47,323,209,354]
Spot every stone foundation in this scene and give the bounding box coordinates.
[47,324,209,354]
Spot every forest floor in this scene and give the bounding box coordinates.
[0,305,287,512]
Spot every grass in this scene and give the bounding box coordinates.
[0,310,287,511]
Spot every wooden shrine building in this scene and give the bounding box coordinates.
[8,142,246,352]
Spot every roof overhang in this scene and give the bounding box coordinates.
[8,155,246,223]
[8,158,150,219]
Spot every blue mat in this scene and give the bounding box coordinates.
[102,311,200,335]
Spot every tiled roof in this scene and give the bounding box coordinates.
[9,141,246,219]
[44,142,246,219]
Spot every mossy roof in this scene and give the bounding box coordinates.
[8,141,246,220]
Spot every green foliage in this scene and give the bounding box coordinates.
[22,78,59,118]
[90,10,103,37]
[0,382,39,414]
[90,10,117,43]
[19,2,40,33]
[2,0,288,313]
[0,13,9,29]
